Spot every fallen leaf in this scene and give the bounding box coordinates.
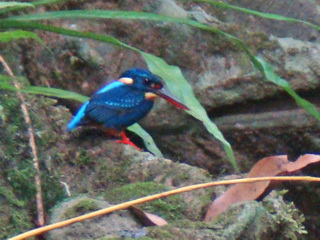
[130,207,168,226]
[204,154,320,222]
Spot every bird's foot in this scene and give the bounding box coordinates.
[117,131,142,151]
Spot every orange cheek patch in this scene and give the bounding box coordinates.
[119,77,134,84]
[145,92,157,100]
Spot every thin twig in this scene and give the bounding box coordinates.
[8,176,320,240]
[0,55,45,226]
[60,181,71,197]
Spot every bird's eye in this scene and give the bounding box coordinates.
[151,83,162,89]
[143,78,150,85]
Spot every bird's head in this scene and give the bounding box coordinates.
[118,68,189,110]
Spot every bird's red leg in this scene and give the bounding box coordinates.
[116,131,141,151]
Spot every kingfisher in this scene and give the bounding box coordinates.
[67,68,189,149]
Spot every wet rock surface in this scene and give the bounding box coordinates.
[0,92,309,239]
[48,197,145,240]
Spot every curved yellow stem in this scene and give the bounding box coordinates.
[9,176,320,240]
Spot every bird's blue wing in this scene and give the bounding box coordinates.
[85,86,153,130]
[66,81,124,131]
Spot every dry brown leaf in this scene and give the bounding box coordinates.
[130,207,168,226]
[204,154,320,222]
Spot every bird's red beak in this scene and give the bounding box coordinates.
[154,86,189,110]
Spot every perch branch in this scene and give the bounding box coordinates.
[0,55,45,226]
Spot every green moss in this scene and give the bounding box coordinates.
[93,154,131,188]
[105,182,186,221]
[263,191,307,238]
[147,227,178,240]
[0,92,68,238]
[0,186,24,208]
[0,92,37,201]
[40,169,65,208]
[0,181,32,239]
[245,32,279,51]
[62,199,100,219]
[208,32,240,54]
[74,149,92,167]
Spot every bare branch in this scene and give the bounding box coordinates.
[0,55,45,226]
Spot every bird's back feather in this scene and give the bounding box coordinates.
[67,80,154,131]
[66,81,124,131]
[85,85,153,130]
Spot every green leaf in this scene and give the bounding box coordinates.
[0,20,135,50]
[128,124,163,157]
[254,57,320,121]
[0,76,88,102]
[7,10,179,22]
[0,0,63,14]
[25,86,89,102]
[7,8,320,32]
[0,2,34,9]
[142,53,238,171]
[31,0,66,6]
[0,30,42,43]
[192,0,320,31]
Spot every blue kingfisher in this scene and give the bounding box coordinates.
[67,68,189,149]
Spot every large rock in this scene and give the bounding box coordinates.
[1,0,319,238]
[48,197,144,240]
[47,192,307,239]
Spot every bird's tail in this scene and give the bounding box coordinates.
[66,102,89,132]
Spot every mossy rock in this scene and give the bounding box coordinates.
[0,91,68,237]
[0,179,32,239]
[48,196,144,240]
[105,182,186,221]
[144,191,307,240]
[62,198,100,219]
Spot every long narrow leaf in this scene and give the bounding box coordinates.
[142,53,237,171]
[8,10,188,22]
[25,86,89,102]
[193,0,320,31]
[0,30,42,43]
[31,0,66,6]
[0,0,63,14]
[0,81,87,102]
[0,2,34,9]
[254,57,320,121]
[0,20,135,50]
[128,124,163,157]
